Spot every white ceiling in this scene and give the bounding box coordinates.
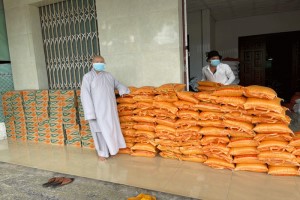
[187,0,300,21]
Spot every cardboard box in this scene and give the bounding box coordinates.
[38,132,51,138]
[38,120,49,126]
[81,142,95,149]
[27,132,39,137]
[81,135,93,141]
[25,116,38,122]
[51,139,65,145]
[50,134,64,140]
[50,128,64,135]
[80,130,92,137]
[27,136,39,143]
[35,90,48,97]
[49,90,61,97]
[49,107,63,112]
[38,137,51,144]
[24,106,37,113]
[63,118,77,124]
[26,121,38,127]
[35,106,48,112]
[60,90,74,98]
[66,135,81,141]
[35,99,49,108]
[23,100,36,107]
[49,118,63,124]
[22,90,36,97]
[66,140,81,147]
[66,129,80,137]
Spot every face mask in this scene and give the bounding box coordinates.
[93,63,105,71]
[210,59,220,67]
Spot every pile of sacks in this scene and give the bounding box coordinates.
[117,82,300,176]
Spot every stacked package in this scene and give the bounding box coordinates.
[22,91,38,143]
[35,90,51,144]
[118,86,158,157]
[194,86,240,169]
[156,89,206,163]
[11,91,27,142]
[76,90,94,149]
[2,92,15,140]
[49,90,79,147]
[242,86,297,175]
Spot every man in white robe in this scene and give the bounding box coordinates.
[81,56,130,161]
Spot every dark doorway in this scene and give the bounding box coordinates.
[239,31,300,102]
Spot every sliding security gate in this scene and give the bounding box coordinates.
[39,0,100,89]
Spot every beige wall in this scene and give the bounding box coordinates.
[3,0,56,90]
[4,0,184,89]
[216,10,300,58]
[96,0,184,87]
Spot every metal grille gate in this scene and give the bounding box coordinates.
[0,64,14,122]
[39,0,100,89]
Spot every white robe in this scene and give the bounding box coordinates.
[81,69,129,157]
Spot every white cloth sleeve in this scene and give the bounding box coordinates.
[81,76,96,120]
[113,77,130,96]
[224,65,235,85]
[201,67,207,81]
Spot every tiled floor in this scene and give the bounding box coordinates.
[0,140,300,200]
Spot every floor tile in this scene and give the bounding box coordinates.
[228,171,299,200]
[162,161,232,200]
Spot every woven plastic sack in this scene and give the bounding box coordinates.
[181,154,207,163]
[131,150,156,158]
[268,166,299,176]
[212,85,244,97]
[131,143,156,153]
[193,91,217,103]
[244,85,277,100]
[233,155,265,164]
[201,136,229,145]
[235,163,268,173]
[204,157,235,170]
[176,91,199,104]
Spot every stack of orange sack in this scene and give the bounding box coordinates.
[153,84,181,160]
[242,85,297,175]
[194,85,242,169]
[118,86,158,157]
[288,132,300,166]
[76,90,94,149]
[156,89,206,163]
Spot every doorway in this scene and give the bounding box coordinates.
[239,31,300,101]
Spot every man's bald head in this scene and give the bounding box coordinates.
[92,55,105,63]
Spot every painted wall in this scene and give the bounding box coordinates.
[4,0,184,89]
[0,0,10,61]
[216,10,300,58]
[3,0,52,90]
[96,0,184,87]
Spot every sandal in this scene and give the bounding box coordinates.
[53,177,75,188]
[42,177,58,187]
[50,177,65,187]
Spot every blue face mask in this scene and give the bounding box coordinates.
[93,63,105,71]
[210,59,220,67]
